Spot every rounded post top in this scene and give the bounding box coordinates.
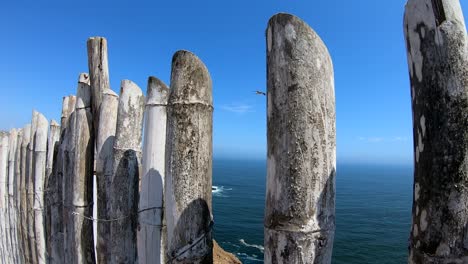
[146,76,170,105]
[169,50,212,106]
[50,120,60,127]
[76,74,92,109]
[103,88,118,98]
[22,124,31,144]
[35,112,49,151]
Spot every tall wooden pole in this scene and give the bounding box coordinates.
[14,129,23,264]
[28,111,39,264]
[404,0,468,262]
[109,80,145,264]
[87,36,110,135]
[8,128,19,264]
[95,88,118,264]
[69,73,96,263]
[63,100,78,263]
[138,77,169,264]
[20,124,31,264]
[0,131,10,264]
[265,13,336,264]
[45,120,60,262]
[165,50,214,264]
[34,113,49,263]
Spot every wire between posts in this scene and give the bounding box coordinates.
[66,205,164,224]
[166,220,214,264]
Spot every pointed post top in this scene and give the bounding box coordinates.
[146,76,170,106]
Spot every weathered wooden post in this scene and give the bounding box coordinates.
[63,101,78,264]
[20,124,31,264]
[138,77,170,264]
[95,88,118,264]
[109,80,145,264]
[14,129,23,264]
[165,50,214,263]
[68,73,96,264]
[33,113,49,263]
[28,111,39,264]
[404,0,468,263]
[8,128,19,264]
[0,131,10,264]
[264,13,336,264]
[87,36,109,115]
[56,96,76,264]
[45,120,60,262]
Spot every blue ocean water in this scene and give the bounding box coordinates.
[212,159,413,264]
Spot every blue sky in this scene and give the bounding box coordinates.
[1,0,466,164]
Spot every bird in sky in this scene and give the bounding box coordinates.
[254,91,266,96]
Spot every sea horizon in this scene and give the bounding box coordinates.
[212,158,413,263]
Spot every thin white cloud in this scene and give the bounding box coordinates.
[357,136,409,143]
[220,103,253,114]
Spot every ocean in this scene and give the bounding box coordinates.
[212,159,413,264]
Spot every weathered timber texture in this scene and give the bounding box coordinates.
[63,101,78,264]
[20,124,31,264]
[138,76,170,264]
[87,36,110,137]
[69,73,96,264]
[0,131,10,264]
[33,113,49,264]
[95,88,118,264]
[45,120,60,263]
[14,129,23,264]
[28,111,39,264]
[165,50,214,264]
[264,13,336,264]
[404,0,468,263]
[7,128,18,264]
[109,80,145,264]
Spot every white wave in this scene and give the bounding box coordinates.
[239,239,264,253]
[236,252,263,262]
[212,185,232,197]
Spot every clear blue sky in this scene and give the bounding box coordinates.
[1,0,466,164]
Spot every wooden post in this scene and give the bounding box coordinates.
[20,124,31,264]
[165,50,214,264]
[404,0,468,262]
[87,36,110,134]
[15,129,23,264]
[68,73,96,263]
[264,13,336,264]
[63,101,78,264]
[95,88,118,264]
[33,113,49,263]
[28,111,39,264]
[138,77,170,264]
[0,131,10,264]
[45,120,60,262]
[8,128,19,264]
[109,80,145,264]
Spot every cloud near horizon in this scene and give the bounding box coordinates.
[220,103,254,114]
[358,136,408,143]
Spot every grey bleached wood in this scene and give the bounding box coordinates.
[8,128,18,264]
[165,50,214,264]
[45,120,60,262]
[87,36,110,137]
[95,88,118,264]
[69,73,96,264]
[265,13,336,264]
[34,113,49,264]
[404,0,468,263]
[63,101,78,264]
[138,77,169,264]
[0,131,10,264]
[28,111,39,264]
[20,124,31,264]
[109,80,145,264]
[14,129,23,264]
